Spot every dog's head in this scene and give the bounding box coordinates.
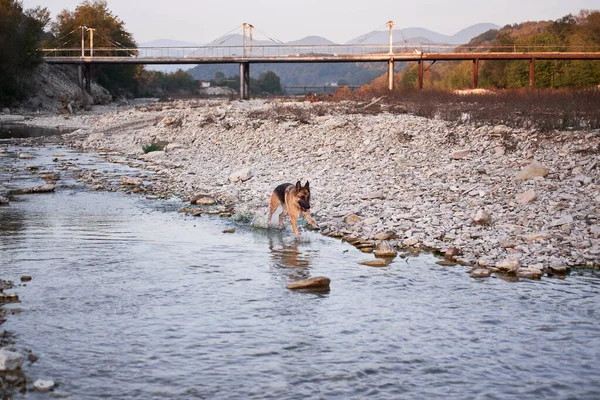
[294,180,311,212]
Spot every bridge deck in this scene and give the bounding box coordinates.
[43,51,600,64]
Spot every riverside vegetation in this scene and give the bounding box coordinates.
[13,90,599,280]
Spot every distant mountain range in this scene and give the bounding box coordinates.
[347,23,500,45]
[141,22,500,49]
[141,22,501,78]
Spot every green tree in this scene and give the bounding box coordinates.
[255,71,282,94]
[0,0,49,106]
[50,0,140,96]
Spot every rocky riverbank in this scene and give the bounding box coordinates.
[21,97,600,277]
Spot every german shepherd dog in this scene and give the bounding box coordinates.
[268,181,318,236]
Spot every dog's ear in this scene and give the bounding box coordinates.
[295,181,301,191]
[304,180,310,189]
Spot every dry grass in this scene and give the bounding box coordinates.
[348,88,600,132]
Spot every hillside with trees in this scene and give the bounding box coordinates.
[187,62,389,87]
[0,0,49,106]
[364,10,600,91]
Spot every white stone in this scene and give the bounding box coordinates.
[228,168,253,182]
[0,350,24,371]
[516,189,536,204]
[515,161,549,181]
[33,379,55,392]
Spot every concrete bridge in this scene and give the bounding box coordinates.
[42,23,600,99]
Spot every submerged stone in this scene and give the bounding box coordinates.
[286,276,330,290]
[360,259,388,267]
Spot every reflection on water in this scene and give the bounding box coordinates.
[269,234,313,282]
[1,144,600,400]
[0,123,73,139]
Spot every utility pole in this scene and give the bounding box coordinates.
[88,28,95,57]
[386,21,394,91]
[386,20,394,55]
[242,23,254,57]
[81,25,86,57]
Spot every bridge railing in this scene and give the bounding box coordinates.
[39,43,457,59]
[40,43,600,59]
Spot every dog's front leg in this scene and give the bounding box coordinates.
[289,214,300,236]
[304,212,319,230]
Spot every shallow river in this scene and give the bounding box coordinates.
[1,143,599,399]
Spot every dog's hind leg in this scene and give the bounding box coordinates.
[279,208,288,229]
[268,192,281,227]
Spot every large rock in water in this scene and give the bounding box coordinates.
[286,276,330,290]
[0,350,24,371]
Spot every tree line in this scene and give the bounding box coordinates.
[364,10,600,91]
[0,0,285,107]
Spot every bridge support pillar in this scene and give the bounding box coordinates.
[387,59,394,92]
[239,62,250,100]
[78,65,84,90]
[418,60,424,89]
[78,64,92,94]
[472,58,479,89]
[84,64,92,94]
[529,58,536,88]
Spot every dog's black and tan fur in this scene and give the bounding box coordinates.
[268,181,318,236]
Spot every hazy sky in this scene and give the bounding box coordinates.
[22,0,599,44]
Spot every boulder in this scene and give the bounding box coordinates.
[361,191,385,200]
[522,232,549,242]
[549,215,573,228]
[472,209,491,226]
[190,194,216,205]
[515,161,549,181]
[495,257,520,273]
[445,247,461,259]
[360,259,388,267]
[12,184,56,195]
[450,149,472,160]
[344,214,361,224]
[374,241,398,258]
[121,176,143,186]
[470,268,491,278]
[517,267,543,279]
[228,168,253,183]
[0,350,24,371]
[286,276,330,290]
[516,189,537,204]
[374,231,397,240]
